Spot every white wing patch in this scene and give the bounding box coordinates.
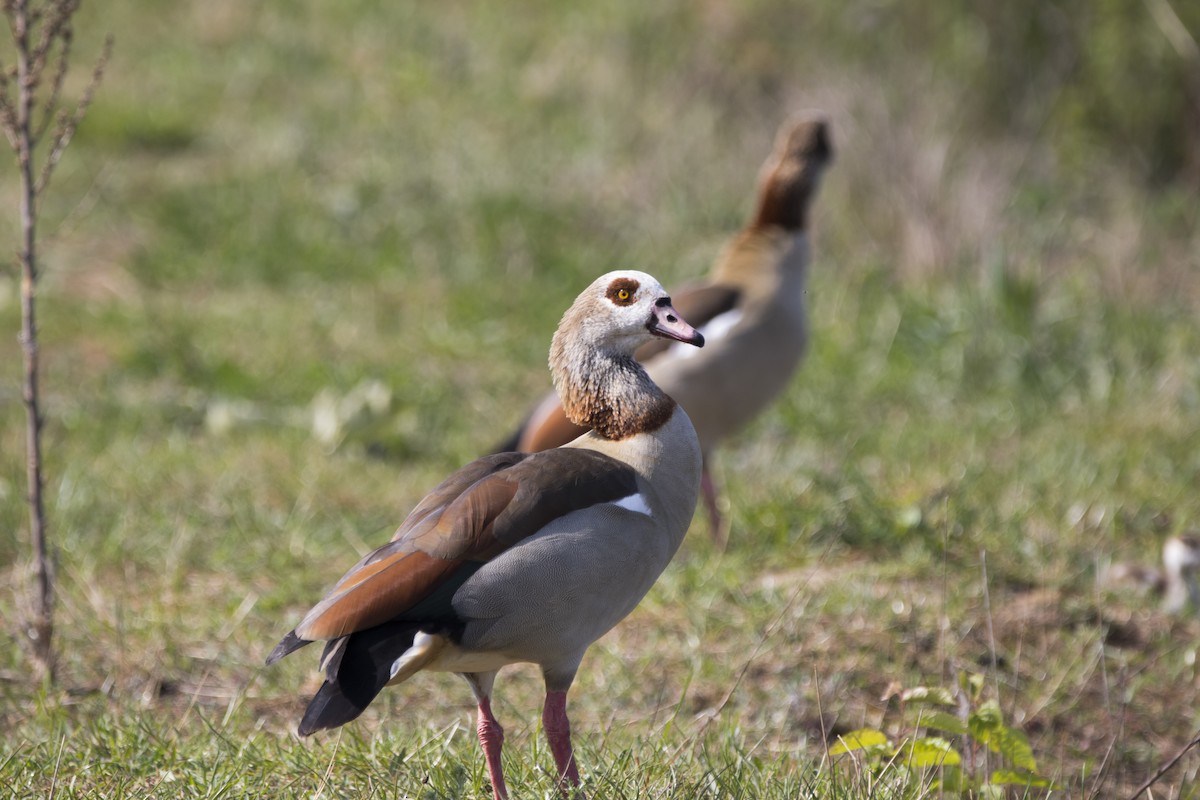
[668,308,743,359]
[610,493,653,517]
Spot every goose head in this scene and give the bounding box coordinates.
[552,270,704,358]
[550,270,704,438]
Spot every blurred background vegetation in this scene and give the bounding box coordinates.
[1,0,1198,796]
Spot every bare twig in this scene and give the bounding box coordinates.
[1085,732,1120,800]
[33,10,71,140]
[37,32,110,195]
[979,550,1000,693]
[5,0,57,688]
[1,0,111,686]
[0,72,19,149]
[1126,730,1200,800]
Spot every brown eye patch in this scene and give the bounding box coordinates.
[606,277,640,306]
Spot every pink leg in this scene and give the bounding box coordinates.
[700,466,726,547]
[476,697,508,800]
[542,690,582,795]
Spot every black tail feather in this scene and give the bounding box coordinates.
[266,630,312,666]
[297,621,422,736]
[319,635,349,679]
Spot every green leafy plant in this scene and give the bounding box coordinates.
[830,672,1060,796]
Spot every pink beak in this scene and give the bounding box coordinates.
[647,298,704,348]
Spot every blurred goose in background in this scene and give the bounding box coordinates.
[497,112,833,545]
[268,271,704,800]
[1104,533,1200,613]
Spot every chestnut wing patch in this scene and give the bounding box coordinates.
[280,448,639,646]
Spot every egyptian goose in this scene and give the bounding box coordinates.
[497,113,833,543]
[1106,533,1200,613]
[267,271,704,800]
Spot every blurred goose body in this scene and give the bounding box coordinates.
[502,114,833,543]
[1104,533,1200,613]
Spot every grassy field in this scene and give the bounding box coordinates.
[2,1,1199,797]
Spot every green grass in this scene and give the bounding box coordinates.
[2,0,1199,797]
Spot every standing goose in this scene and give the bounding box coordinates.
[498,113,833,544]
[267,270,704,800]
[1105,533,1200,613]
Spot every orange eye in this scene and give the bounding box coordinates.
[606,279,639,305]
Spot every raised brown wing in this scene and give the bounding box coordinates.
[279,448,638,646]
[389,452,527,545]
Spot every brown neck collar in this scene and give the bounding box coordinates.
[555,352,676,441]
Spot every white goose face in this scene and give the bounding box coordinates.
[589,270,704,351]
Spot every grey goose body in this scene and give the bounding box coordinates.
[268,270,704,800]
